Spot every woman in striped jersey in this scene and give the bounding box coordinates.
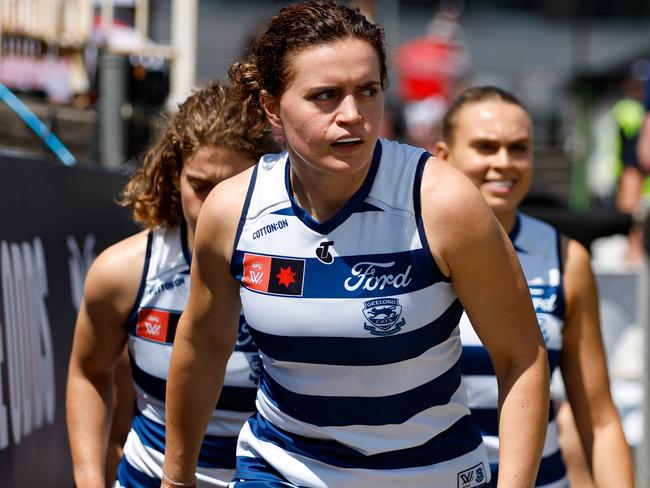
[162,2,550,487]
[435,86,634,487]
[66,81,279,488]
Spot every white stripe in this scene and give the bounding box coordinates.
[241,211,421,257]
[462,375,499,408]
[263,330,461,397]
[255,383,470,454]
[129,335,172,379]
[241,283,456,339]
[129,336,256,388]
[237,421,490,488]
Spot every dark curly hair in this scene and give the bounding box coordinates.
[120,81,280,228]
[228,0,388,139]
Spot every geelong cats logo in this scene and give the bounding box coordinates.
[362,298,405,336]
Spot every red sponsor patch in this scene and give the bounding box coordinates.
[136,309,170,342]
[242,253,272,292]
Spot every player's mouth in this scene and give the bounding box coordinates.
[332,137,363,148]
[485,179,516,193]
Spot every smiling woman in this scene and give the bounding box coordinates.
[162,3,551,488]
[435,85,635,488]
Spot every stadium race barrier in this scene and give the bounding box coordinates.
[0,152,137,487]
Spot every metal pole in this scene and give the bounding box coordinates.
[135,0,150,42]
[99,52,127,168]
[101,0,113,38]
[167,0,197,111]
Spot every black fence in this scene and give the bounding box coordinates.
[0,153,138,487]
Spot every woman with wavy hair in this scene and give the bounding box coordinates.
[66,81,279,488]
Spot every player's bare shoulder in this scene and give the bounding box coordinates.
[83,229,149,313]
[420,156,495,241]
[199,165,257,241]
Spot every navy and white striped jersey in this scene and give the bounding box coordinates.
[229,140,490,488]
[116,226,261,488]
[460,213,567,488]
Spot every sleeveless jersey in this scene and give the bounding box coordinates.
[460,213,566,488]
[116,225,261,488]
[229,140,490,488]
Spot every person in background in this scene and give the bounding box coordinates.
[435,85,635,488]
[66,81,279,488]
[637,64,650,174]
[162,2,549,487]
[611,72,648,263]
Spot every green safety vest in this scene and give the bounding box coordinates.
[611,98,650,195]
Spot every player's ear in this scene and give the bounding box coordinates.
[433,141,451,162]
[261,91,283,130]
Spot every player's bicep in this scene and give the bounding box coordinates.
[177,199,242,350]
[69,259,131,378]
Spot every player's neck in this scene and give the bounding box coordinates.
[288,158,371,224]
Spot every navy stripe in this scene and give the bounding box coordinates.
[412,151,449,284]
[234,247,444,299]
[247,413,483,470]
[131,409,237,468]
[261,359,462,427]
[236,317,259,353]
[129,355,256,412]
[117,456,160,487]
[509,214,523,252]
[535,449,567,486]
[355,201,384,213]
[461,345,494,376]
[125,231,154,332]
[252,299,462,365]
[490,450,566,487]
[270,206,294,216]
[180,218,192,266]
[462,344,561,377]
[470,402,556,437]
[285,141,382,235]
[230,164,260,278]
[234,457,297,486]
[547,348,561,374]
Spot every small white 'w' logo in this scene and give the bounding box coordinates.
[145,322,161,336]
[249,270,264,285]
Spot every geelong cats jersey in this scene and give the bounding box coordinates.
[460,213,567,488]
[229,140,490,488]
[116,226,260,488]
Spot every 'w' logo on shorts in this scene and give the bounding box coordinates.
[457,462,487,488]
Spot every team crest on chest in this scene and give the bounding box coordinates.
[362,298,405,336]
